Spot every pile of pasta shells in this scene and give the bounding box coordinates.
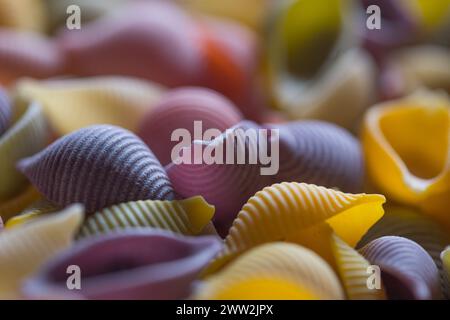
[0,0,449,300]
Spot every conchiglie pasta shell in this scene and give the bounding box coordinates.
[362,90,450,228]
[359,236,441,300]
[138,87,243,165]
[0,204,84,299]
[206,182,385,273]
[358,205,450,298]
[195,242,344,300]
[15,77,164,136]
[77,196,215,239]
[18,125,174,213]
[0,101,48,200]
[23,230,221,299]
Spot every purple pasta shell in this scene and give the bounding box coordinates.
[0,29,64,82]
[0,87,11,136]
[138,87,243,165]
[22,230,222,299]
[18,125,174,213]
[167,120,363,236]
[359,236,441,300]
[58,1,203,88]
[166,120,272,236]
[268,120,364,192]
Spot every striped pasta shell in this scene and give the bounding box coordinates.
[18,125,174,213]
[331,233,386,300]
[0,101,48,200]
[0,204,84,299]
[138,87,243,165]
[359,236,442,300]
[0,86,11,136]
[290,223,386,300]
[168,120,365,236]
[22,230,222,299]
[15,76,165,136]
[167,120,274,236]
[77,196,215,239]
[0,29,64,85]
[194,242,345,300]
[268,120,364,192]
[206,182,385,273]
[358,205,450,298]
[362,90,450,229]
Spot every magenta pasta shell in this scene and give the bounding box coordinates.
[166,120,273,236]
[138,87,243,165]
[267,120,364,192]
[22,230,222,299]
[0,29,64,83]
[58,1,203,87]
[168,119,363,236]
[18,125,174,213]
[359,236,441,300]
[0,87,11,135]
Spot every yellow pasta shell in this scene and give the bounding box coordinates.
[0,101,48,200]
[362,90,450,228]
[195,242,345,300]
[15,77,165,136]
[0,204,84,299]
[291,223,386,300]
[77,196,215,239]
[207,182,385,273]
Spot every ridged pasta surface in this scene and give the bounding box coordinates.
[359,236,441,300]
[78,196,214,239]
[18,125,174,213]
[206,182,384,272]
[196,242,345,300]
